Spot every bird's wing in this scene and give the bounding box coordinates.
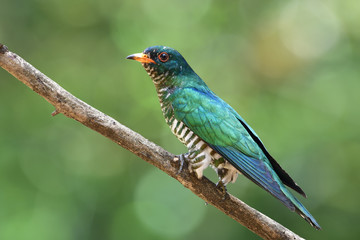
[171,88,262,158]
[170,87,296,209]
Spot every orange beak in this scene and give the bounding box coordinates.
[126,53,156,64]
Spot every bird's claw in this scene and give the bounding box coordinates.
[174,153,187,174]
[216,181,228,200]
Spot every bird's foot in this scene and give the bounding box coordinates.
[216,161,239,185]
[216,181,228,200]
[173,153,188,174]
[175,150,211,179]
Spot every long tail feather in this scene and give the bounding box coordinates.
[290,193,321,229]
[210,144,321,229]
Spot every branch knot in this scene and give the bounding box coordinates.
[0,44,9,54]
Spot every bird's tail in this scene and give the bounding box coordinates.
[209,145,321,229]
[281,185,321,230]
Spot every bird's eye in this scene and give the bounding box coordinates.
[158,52,169,62]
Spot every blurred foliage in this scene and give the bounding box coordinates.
[1,0,359,239]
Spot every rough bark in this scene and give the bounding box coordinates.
[0,43,304,240]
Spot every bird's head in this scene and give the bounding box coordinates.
[127,46,195,86]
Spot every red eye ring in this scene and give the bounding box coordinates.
[158,52,169,62]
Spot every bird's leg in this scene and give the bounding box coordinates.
[188,150,213,179]
[216,161,239,185]
[173,152,190,174]
[215,167,231,200]
[216,180,228,200]
[174,150,208,178]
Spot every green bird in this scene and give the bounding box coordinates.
[127,46,321,229]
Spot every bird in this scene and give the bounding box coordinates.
[126,45,321,229]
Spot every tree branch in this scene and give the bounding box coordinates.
[0,43,304,240]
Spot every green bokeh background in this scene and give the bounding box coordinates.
[1,0,359,239]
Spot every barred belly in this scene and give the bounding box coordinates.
[167,115,239,185]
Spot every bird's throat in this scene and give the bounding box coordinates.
[143,63,171,86]
[142,63,174,123]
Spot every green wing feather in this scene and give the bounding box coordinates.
[170,87,266,159]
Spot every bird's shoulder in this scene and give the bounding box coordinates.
[170,87,224,115]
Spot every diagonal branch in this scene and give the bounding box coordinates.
[0,43,304,240]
